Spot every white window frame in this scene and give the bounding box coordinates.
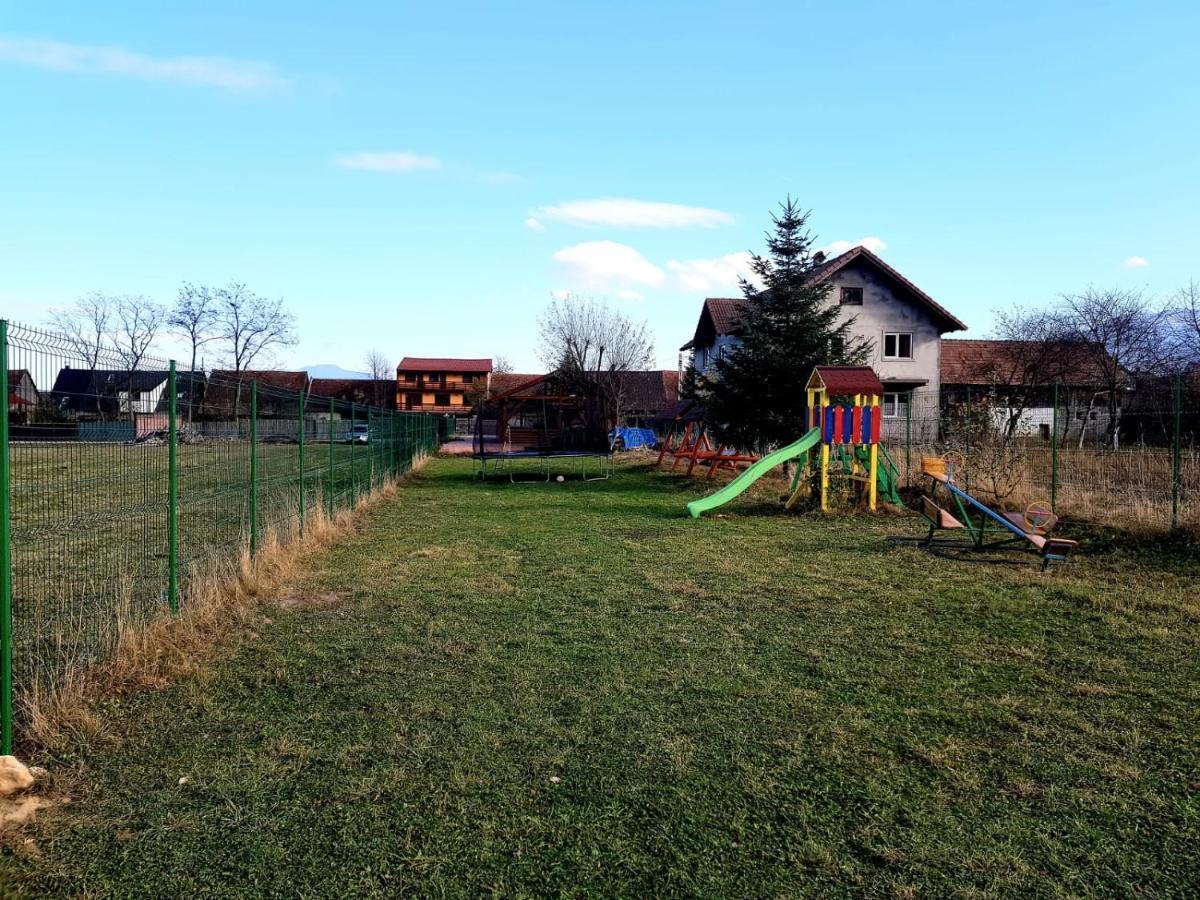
[882,332,913,360]
[882,391,909,418]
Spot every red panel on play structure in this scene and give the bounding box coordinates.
[871,407,881,444]
[851,407,863,443]
[831,406,843,442]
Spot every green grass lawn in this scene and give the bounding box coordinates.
[4,456,1199,896]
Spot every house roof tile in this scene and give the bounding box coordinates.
[398,357,492,373]
[940,339,1117,386]
[810,365,886,397]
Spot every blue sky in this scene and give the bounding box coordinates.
[1,1,1197,372]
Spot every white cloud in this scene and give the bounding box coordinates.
[524,217,545,232]
[549,288,573,301]
[616,289,645,302]
[552,241,665,288]
[332,152,442,173]
[536,198,733,229]
[667,252,757,292]
[0,35,289,91]
[817,236,888,257]
[1121,255,1149,268]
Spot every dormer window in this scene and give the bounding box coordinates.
[840,287,863,306]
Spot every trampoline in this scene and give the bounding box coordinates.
[472,448,613,482]
[470,371,615,483]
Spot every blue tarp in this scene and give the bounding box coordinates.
[609,427,658,450]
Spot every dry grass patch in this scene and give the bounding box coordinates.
[18,469,419,754]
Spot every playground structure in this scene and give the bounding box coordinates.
[655,403,760,479]
[918,453,1078,568]
[684,366,904,518]
[788,366,903,513]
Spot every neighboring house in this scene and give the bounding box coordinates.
[487,369,680,445]
[203,370,310,418]
[50,368,171,417]
[680,246,967,430]
[604,370,681,430]
[396,357,492,413]
[310,378,396,410]
[940,339,1122,441]
[7,369,38,414]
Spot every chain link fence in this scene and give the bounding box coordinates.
[889,387,1198,531]
[0,319,441,750]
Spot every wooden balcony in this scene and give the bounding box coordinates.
[401,403,473,413]
[398,379,477,391]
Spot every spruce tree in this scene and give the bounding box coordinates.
[697,198,871,451]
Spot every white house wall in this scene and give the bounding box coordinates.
[826,261,943,407]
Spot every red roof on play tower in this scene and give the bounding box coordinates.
[807,366,884,397]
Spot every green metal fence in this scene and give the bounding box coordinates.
[892,385,1198,530]
[0,319,439,752]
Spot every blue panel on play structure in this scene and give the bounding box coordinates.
[861,407,873,444]
[841,406,853,444]
[823,407,835,443]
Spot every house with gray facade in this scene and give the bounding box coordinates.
[680,246,967,432]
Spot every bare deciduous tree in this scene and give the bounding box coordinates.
[1167,279,1200,369]
[212,283,297,415]
[110,295,166,423]
[492,354,514,374]
[1055,287,1170,448]
[51,293,115,414]
[537,294,655,427]
[214,283,297,372]
[364,349,392,408]
[169,283,219,421]
[986,306,1076,438]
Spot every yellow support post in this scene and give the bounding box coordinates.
[868,394,879,511]
[820,441,830,512]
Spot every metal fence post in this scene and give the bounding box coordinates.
[298,391,306,537]
[0,321,12,754]
[350,402,357,503]
[1051,382,1059,512]
[905,390,912,488]
[167,361,179,613]
[367,408,374,489]
[328,396,335,519]
[250,379,258,557]
[1172,373,1182,530]
[965,385,973,494]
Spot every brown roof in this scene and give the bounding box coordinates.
[681,246,966,350]
[488,373,544,398]
[940,339,1117,387]
[398,357,492,373]
[615,370,680,413]
[310,378,396,407]
[209,370,310,392]
[489,370,680,411]
[704,298,748,336]
[810,365,885,397]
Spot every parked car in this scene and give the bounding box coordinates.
[343,423,370,444]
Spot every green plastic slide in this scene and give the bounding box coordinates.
[686,427,822,518]
[853,444,905,507]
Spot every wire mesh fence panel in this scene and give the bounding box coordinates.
[5,322,172,703]
[890,388,1199,529]
[1,319,440,742]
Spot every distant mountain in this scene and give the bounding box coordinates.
[305,364,371,380]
